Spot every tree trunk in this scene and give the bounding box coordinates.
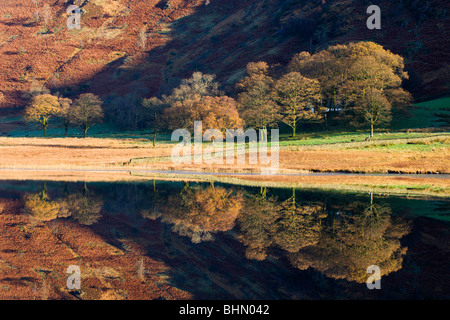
[333,90,336,110]
[261,126,267,142]
[292,188,296,217]
[64,124,69,136]
[41,182,48,200]
[370,123,374,138]
[83,127,87,138]
[43,125,47,137]
[63,183,69,196]
[82,182,89,196]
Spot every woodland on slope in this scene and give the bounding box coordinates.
[0,0,448,118]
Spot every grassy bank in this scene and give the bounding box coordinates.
[0,131,448,173]
[1,95,449,198]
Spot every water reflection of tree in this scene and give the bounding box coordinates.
[22,182,70,221]
[273,188,327,253]
[237,187,278,260]
[289,193,410,283]
[142,182,243,243]
[22,182,103,225]
[239,187,326,260]
[65,183,103,225]
[239,189,411,283]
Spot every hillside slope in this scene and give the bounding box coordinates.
[0,0,449,116]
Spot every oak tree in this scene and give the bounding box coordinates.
[24,94,60,136]
[288,42,412,134]
[163,95,243,137]
[274,72,323,137]
[236,62,280,140]
[57,97,73,135]
[172,72,221,102]
[71,93,104,138]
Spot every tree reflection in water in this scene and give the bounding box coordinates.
[142,182,243,243]
[239,188,411,283]
[22,182,70,222]
[19,181,411,283]
[22,182,103,225]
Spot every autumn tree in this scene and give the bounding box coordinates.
[201,96,244,136]
[273,189,327,253]
[66,183,103,225]
[288,196,410,283]
[24,94,60,136]
[172,72,222,102]
[138,72,222,134]
[142,97,166,147]
[288,46,349,115]
[288,42,412,134]
[71,93,104,138]
[274,72,323,137]
[342,42,412,135]
[238,187,279,260]
[57,97,73,135]
[236,62,280,140]
[21,80,51,101]
[237,187,327,261]
[163,95,243,137]
[354,88,392,137]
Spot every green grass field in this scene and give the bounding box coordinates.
[391,96,450,129]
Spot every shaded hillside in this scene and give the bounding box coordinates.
[0,0,449,116]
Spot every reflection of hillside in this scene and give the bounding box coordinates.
[20,182,413,282]
[0,181,447,299]
[239,190,411,283]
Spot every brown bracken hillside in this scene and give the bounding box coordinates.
[0,0,449,115]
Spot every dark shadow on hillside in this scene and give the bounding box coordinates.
[3,0,449,136]
[46,0,317,103]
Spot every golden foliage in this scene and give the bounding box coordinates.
[144,184,243,243]
[288,41,413,133]
[236,62,280,130]
[24,94,60,130]
[288,200,411,283]
[274,72,324,136]
[23,190,69,222]
[164,95,244,135]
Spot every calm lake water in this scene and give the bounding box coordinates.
[0,180,449,300]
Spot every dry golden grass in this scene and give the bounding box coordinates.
[0,137,448,197]
[0,137,448,173]
[219,174,450,197]
[0,137,173,169]
[278,149,449,174]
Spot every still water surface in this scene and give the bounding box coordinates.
[0,180,448,299]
